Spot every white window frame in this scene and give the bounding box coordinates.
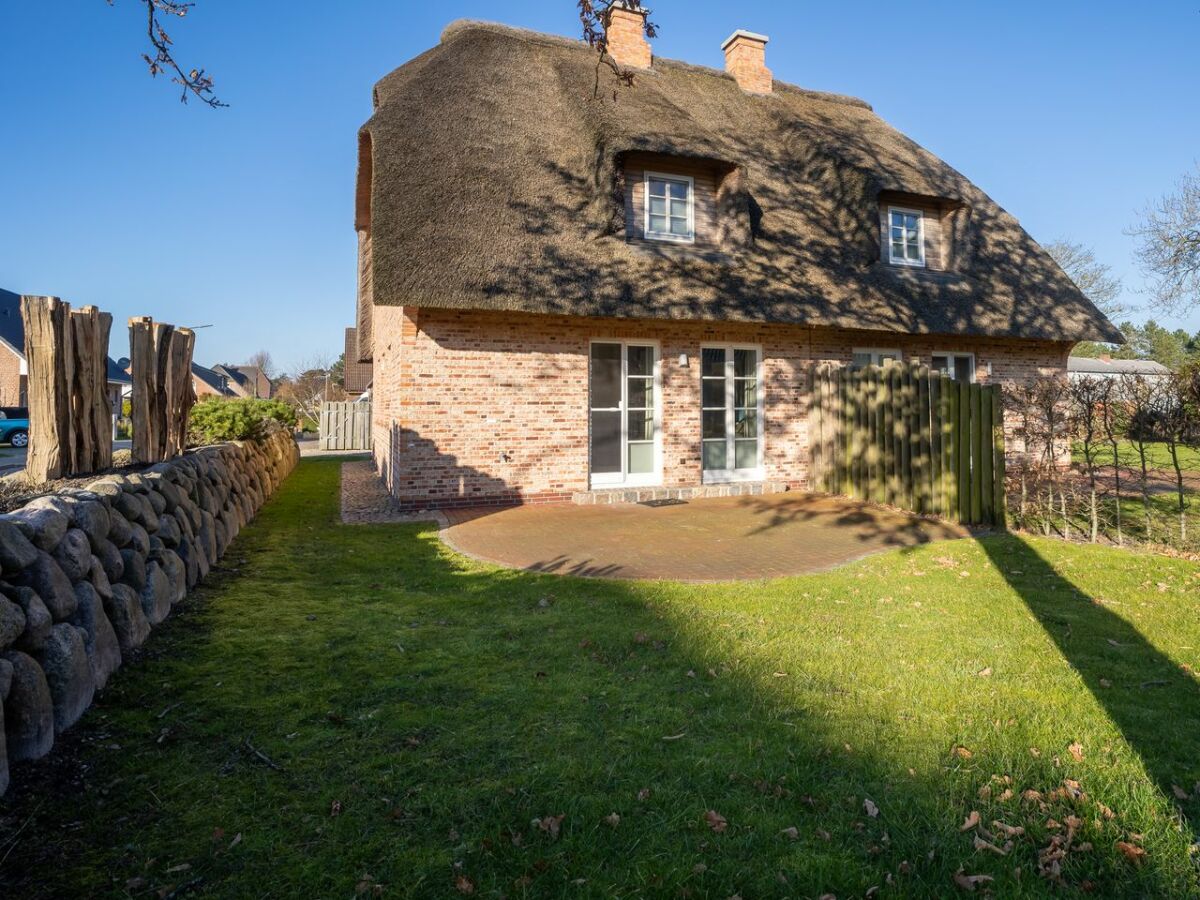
[887,206,925,267]
[643,171,696,244]
[851,348,903,369]
[588,339,663,489]
[930,351,976,383]
[700,343,765,484]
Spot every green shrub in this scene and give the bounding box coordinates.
[188,398,298,445]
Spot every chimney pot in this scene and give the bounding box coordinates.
[604,3,652,70]
[722,29,772,94]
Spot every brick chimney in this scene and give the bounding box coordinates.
[605,3,652,69]
[722,30,772,94]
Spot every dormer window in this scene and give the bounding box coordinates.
[644,172,695,243]
[888,206,925,267]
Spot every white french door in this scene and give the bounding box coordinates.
[589,341,661,487]
[701,345,764,483]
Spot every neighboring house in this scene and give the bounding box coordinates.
[1,289,129,427]
[353,14,1121,510]
[192,362,237,398]
[0,289,30,407]
[1068,355,1172,381]
[212,364,273,399]
[343,327,372,398]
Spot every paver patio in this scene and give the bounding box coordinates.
[440,492,969,580]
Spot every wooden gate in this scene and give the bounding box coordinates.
[319,401,372,451]
[807,363,1006,527]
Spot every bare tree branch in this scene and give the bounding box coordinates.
[107,0,226,107]
[1130,163,1200,314]
[577,0,657,99]
[1044,239,1126,320]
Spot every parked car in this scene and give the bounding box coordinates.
[0,407,29,448]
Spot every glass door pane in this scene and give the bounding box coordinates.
[701,347,761,476]
[626,345,655,475]
[701,348,727,471]
[590,343,622,476]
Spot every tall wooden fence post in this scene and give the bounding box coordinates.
[130,317,195,464]
[21,296,73,482]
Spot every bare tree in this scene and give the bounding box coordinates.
[1031,376,1074,539]
[1069,375,1111,542]
[1131,163,1200,315]
[1045,239,1127,320]
[274,357,346,425]
[1120,373,1163,542]
[107,0,225,107]
[1100,376,1130,545]
[244,349,275,379]
[1159,373,1193,543]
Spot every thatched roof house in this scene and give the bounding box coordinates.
[355,10,1120,509]
[356,19,1120,349]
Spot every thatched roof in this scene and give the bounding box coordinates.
[358,20,1122,344]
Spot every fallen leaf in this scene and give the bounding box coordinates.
[960,811,981,831]
[953,746,974,759]
[535,814,565,839]
[637,787,651,802]
[603,812,620,828]
[977,667,993,677]
[1099,678,1112,688]
[780,826,799,841]
[992,820,1025,838]
[974,834,1009,855]
[330,799,342,817]
[455,874,476,894]
[816,828,831,841]
[1068,742,1085,762]
[953,869,994,891]
[1173,784,1190,800]
[1116,841,1146,865]
[165,863,191,874]
[705,810,728,833]
[864,798,880,818]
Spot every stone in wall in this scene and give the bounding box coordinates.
[0,427,299,796]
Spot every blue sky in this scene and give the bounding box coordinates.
[1,1,1197,373]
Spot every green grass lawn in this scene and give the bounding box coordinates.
[4,459,1200,898]
[1072,439,1200,473]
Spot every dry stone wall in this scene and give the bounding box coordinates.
[0,428,298,795]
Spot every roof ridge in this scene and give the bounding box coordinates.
[438,18,871,110]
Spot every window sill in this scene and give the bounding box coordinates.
[702,469,766,485]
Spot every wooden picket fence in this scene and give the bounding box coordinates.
[319,401,372,450]
[807,363,1006,527]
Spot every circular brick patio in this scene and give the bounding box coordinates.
[439,493,969,581]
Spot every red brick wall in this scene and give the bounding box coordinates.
[370,307,1070,508]
[0,345,24,407]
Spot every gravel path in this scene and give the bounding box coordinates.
[340,459,445,526]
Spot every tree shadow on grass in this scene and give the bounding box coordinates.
[979,533,1200,839]
[2,461,1196,898]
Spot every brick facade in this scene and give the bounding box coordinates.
[0,344,26,407]
[371,306,1070,509]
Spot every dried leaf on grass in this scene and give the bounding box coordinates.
[1116,840,1147,865]
[705,810,728,833]
[535,814,565,839]
[864,798,880,818]
[960,810,981,831]
[953,869,994,891]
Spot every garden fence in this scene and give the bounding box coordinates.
[807,362,1006,527]
[319,401,372,451]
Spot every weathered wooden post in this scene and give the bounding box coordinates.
[130,317,196,464]
[21,296,74,482]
